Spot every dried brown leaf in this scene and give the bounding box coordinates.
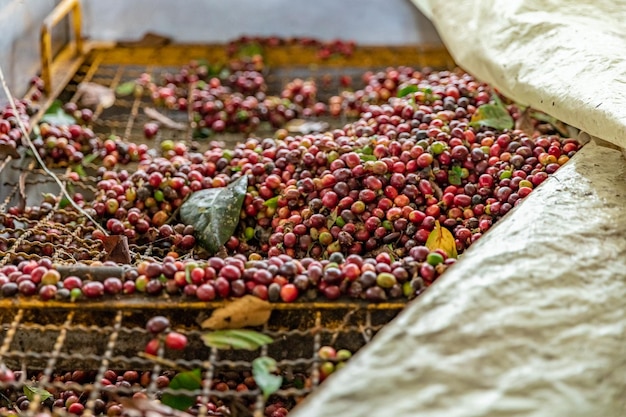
[0,144,18,159]
[77,82,115,109]
[144,107,186,130]
[102,235,131,264]
[201,295,272,330]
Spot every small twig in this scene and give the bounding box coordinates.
[329,308,359,346]
[138,352,195,372]
[165,194,189,225]
[0,64,108,234]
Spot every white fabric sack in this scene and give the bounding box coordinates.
[413,0,626,149]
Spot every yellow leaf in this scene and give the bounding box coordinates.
[200,295,272,330]
[425,221,458,259]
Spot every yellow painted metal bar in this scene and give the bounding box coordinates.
[0,297,405,311]
[92,44,454,69]
[40,0,83,94]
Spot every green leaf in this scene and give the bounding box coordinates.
[180,175,248,254]
[448,166,463,186]
[326,208,339,229]
[263,196,279,209]
[41,100,76,126]
[72,164,87,179]
[23,385,53,403]
[59,196,71,209]
[252,357,283,399]
[201,329,273,350]
[59,183,75,208]
[185,263,195,285]
[397,85,419,98]
[82,153,99,165]
[161,368,202,411]
[238,42,264,58]
[359,154,377,162]
[469,95,514,131]
[115,81,137,96]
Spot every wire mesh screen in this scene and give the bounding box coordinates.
[0,47,422,416]
[0,304,400,416]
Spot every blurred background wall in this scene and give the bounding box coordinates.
[0,0,441,96]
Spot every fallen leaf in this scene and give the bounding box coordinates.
[102,235,131,264]
[263,196,279,209]
[447,166,463,186]
[397,85,419,98]
[252,357,283,399]
[77,82,116,109]
[144,107,186,130]
[180,175,247,254]
[115,81,138,97]
[201,295,272,330]
[470,95,514,131]
[0,144,18,159]
[359,154,377,162]
[326,208,339,229]
[425,220,458,259]
[160,369,202,411]
[23,385,53,402]
[202,329,273,350]
[41,100,76,126]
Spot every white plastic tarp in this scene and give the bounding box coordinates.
[413,0,626,149]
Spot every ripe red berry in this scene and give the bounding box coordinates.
[145,338,160,355]
[165,332,188,350]
[279,283,298,303]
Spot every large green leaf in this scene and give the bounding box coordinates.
[180,175,248,254]
[469,95,514,131]
[161,368,202,411]
[252,357,283,399]
[41,100,76,126]
[202,329,273,350]
[23,385,53,402]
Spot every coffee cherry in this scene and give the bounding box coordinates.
[164,332,188,350]
[146,316,170,335]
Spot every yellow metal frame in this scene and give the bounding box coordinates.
[24,1,454,312]
[36,0,454,101]
[40,0,83,95]
[0,297,405,311]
